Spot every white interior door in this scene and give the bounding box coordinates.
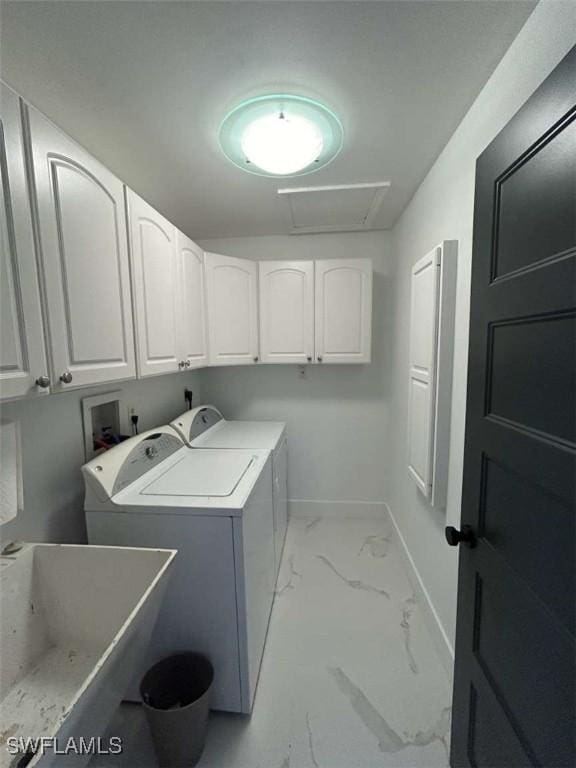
[314,258,372,363]
[259,261,314,364]
[407,247,440,496]
[127,191,180,377]
[176,231,208,370]
[0,85,49,399]
[29,106,135,389]
[205,252,258,366]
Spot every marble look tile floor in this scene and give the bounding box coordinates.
[91,515,452,768]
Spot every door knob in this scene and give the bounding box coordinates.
[59,371,73,384]
[445,525,476,548]
[35,375,50,388]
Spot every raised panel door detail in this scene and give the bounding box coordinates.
[127,191,179,377]
[259,261,313,364]
[0,85,49,399]
[407,249,439,497]
[407,376,434,493]
[314,258,372,363]
[177,232,208,369]
[50,161,126,364]
[487,313,576,446]
[473,571,573,764]
[205,252,258,366]
[29,106,135,388]
[407,242,457,508]
[1,212,25,373]
[493,117,575,280]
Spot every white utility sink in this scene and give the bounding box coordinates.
[0,543,176,768]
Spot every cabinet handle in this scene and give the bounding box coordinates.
[253,356,259,363]
[178,360,185,369]
[60,371,73,384]
[185,360,191,368]
[317,356,323,363]
[306,356,312,362]
[35,375,50,388]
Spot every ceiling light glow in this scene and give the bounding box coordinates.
[241,113,324,175]
[219,94,343,178]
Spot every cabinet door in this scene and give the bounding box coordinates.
[29,107,135,389]
[407,248,440,497]
[314,258,372,363]
[407,241,457,507]
[176,231,208,370]
[0,85,49,399]
[259,261,314,364]
[127,191,180,377]
[205,252,258,366]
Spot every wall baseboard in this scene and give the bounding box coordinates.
[384,501,455,682]
[289,499,387,519]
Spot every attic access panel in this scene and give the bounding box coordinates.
[278,182,391,234]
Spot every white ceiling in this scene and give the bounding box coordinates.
[1,1,535,239]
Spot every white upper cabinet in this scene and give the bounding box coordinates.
[314,258,372,363]
[28,106,135,390]
[127,190,180,377]
[205,252,258,366]
[407,241,457,508]
[259,261,314,364]
[0,85,49,400]
[177,231,208,370]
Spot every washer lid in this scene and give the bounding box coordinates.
[140,450,254,497]
[192,420,286,450]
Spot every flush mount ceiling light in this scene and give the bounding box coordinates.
[219,94,343,177]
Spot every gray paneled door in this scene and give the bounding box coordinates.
[447,47,575,767]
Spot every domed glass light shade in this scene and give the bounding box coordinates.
[219,94,343,177]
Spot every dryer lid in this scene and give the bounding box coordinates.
[140,450,254,497]
[171,405,223,445]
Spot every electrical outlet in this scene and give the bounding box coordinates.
[184,389,193,409]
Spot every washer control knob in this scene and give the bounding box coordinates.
[145,445,158,460]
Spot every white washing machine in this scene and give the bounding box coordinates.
[82,426,275,714]
[171,406,288,579]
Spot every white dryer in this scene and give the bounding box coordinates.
[171,406,288,579]
[82,426,275,714]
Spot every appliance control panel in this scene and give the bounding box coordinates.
[171,405,223,444]
[82,426,184,501]
[112,432,183,495]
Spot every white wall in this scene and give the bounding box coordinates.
[0,372,202,545]
[386,0,576,657]
[198,231,393,515]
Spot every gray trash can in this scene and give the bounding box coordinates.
[141,653,214,768]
